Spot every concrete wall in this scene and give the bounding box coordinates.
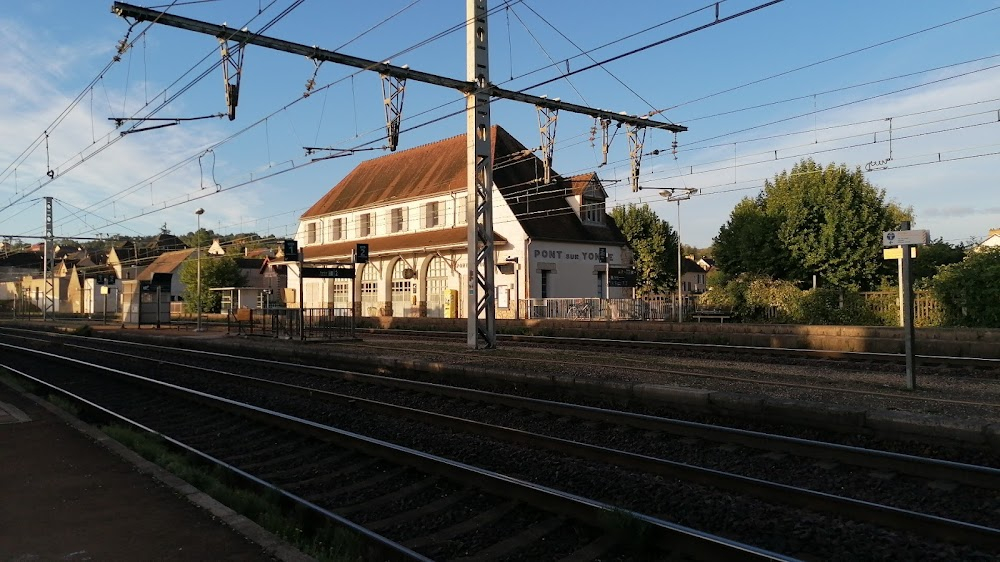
[359,316,1000,359]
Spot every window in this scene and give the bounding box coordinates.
[391,207,407,233]
[540,270,550,298]
[597,271,605,298]
[358,213,372,237]
[306,222,317,244]
[330,218,344,241]
[457,196,468,225]
[424,201,441,228]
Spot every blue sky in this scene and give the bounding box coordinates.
[1,0,998,248]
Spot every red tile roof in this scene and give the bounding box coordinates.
[303,125,627,246]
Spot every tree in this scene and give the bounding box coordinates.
[761,159,909,289]
[610,203,677,296]
[929,247,1000,327]
[179,255,247,313]
[713,195,801,281]
[911,239,966,282]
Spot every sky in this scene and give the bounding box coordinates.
[1,0,998,249]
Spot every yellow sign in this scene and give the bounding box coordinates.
[883,247,918,260]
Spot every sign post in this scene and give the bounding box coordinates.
[883,224,928,390]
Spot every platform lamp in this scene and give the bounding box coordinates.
[195,208,205,332]
[659,189,698,323]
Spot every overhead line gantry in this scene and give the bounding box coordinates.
[110,1,687,348]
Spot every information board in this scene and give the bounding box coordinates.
[608,267,637,288]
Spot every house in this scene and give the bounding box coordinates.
[68,263,120,316]
[138,248,197,305]
[681,257,707,295]
[291,125,634,318]
[107,233,189,281]
[696,257,716,272]
[975,228,1000,251]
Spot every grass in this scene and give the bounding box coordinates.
[101,424,366,562]
[0,370,30,393]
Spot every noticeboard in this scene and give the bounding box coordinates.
[608,267,637,288]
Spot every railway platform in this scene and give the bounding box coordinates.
[0,381,311,562]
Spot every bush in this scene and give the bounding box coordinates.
[703,274,888,325]
[930,247,1000,327]
[793,288,882,325]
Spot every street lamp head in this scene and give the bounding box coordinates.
[659,188,698,202]
[195,208,205,216]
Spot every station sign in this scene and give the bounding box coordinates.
[282,239,299,261]
[882,229,929,247]
[301,266,355,279]
[354,243,369,264]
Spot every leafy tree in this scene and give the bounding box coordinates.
[911,239,965,282]
[610,203,677,296]
[761,159,909,290]
[713,195,801,281]
[930,247,1000,327]
[179,254,247,313]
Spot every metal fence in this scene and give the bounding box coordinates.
[524,297,708,322]
[227,307,355,339]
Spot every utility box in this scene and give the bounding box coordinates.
[443,289,458,319]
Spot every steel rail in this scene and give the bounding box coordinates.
[67,343,1000,549]
[1,342,790,562]
[8,327,997,490]
[0,360,430,562]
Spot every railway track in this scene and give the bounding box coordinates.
[2,330,999,560]
[1,344,779,561]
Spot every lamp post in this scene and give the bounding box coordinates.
[659,189,698,323]
[194,208,205,332]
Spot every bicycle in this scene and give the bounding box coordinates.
[565,301,591,319]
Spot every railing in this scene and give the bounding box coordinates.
[860,291,944,327]
[227,307,355,339]
[523,298,702,322]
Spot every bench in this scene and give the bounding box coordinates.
[691,311,731,323]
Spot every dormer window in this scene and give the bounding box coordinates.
[582,198,604,224]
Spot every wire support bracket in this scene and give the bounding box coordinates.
[536,103,558,184]
[219,37,246,120]
[627,124,646,192]
[381,69,407,152]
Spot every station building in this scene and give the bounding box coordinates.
[291,125,634,318]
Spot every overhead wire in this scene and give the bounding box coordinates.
[50,1,1000,246]
[0,0,293,221]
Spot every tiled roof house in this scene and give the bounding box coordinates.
[293,125,633,318]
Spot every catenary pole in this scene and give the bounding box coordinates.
[110,1,687,349]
